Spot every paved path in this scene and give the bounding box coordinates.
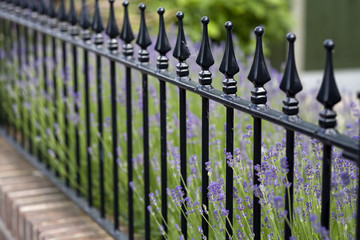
[0,137,113,240]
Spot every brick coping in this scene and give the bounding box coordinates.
[0,137,113,240]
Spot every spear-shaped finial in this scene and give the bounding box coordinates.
[120,1,134,56]
[196,16,214,87]
[20,0,27,9]
[38,0,47,15]
[68,0,79,37]
[155,7,171,70]
[92,0,104,34]
[48,0,57,19]
[79,0,91,30]
[79,0,91,43]
[316,39,341,132]
[219,21,239,95]
[29,0,39,21]
[68,0,77,26]
[280,33,303,116]
[58,0,68,32]
[136,3,152,63]
[248,26,271,106]
[38,0,48,23]
[106,0,119,53]
[92,0,104,46]
[58,0,67,22]
[173,11,190,79]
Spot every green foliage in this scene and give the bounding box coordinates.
[165,0,293,55]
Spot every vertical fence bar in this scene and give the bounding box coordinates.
[40,3,50,168]
[58,0,69,186]
[120,1,135,238]
[196,16,214,239]
[47,0,58,176]
[279,33,303,239]
[173,11,190,240]
[320,144,332,230]
[68,0,81,195]
[23,14,32,153]
[316,39,341,233]
[247,26,271,240]
[15,15,24,147]
[219,21,239,240]
[32,12,42,162]
[105,0,120,230]
[136,3,152,239]
[92,0,105,218]
[253,117,262,239]
[80,0,93,207]
[154,7,171,238]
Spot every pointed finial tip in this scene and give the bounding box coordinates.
[157,7,165,14]
[176,11,184,20]
[324,39,334,51]
[254,26,264,36]
[123,1,128,6]
[286,32,296,42]
[201,16,209,25]
[139,3,145,10]
[225,21,233,30]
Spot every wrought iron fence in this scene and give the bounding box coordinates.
[0,0,359,239]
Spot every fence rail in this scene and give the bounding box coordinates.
[0,0,359,239]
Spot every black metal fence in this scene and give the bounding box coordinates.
[0,0,359,239]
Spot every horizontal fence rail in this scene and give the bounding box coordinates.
[0,0,359,240]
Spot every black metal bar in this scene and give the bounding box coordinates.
[33,29,42,162]
[61,39,69,186]
[136,4,151,238]
[225,107,234,239]
[320,144,332,230]
[142,72,150,239]
[159,79,167,238]
[24,22,32,153]
[51,36,59,177]
[201,96,209,238]
[154,7,170,239]
[72,43,81,196]
[16,21,24,147]
[92,0,105,219]
[42,32,49,169]
[126,66,134,240]
[96,53,105,218]
[179,87,187,239]
[253,116,262,240]
[84,47,92,206]
[284,130,294,239]
[110,59,119,231]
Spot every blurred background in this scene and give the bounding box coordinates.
[76,0,360,93]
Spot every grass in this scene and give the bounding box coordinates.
[0,21,359,240]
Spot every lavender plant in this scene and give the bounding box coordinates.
[0,21,358,240]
